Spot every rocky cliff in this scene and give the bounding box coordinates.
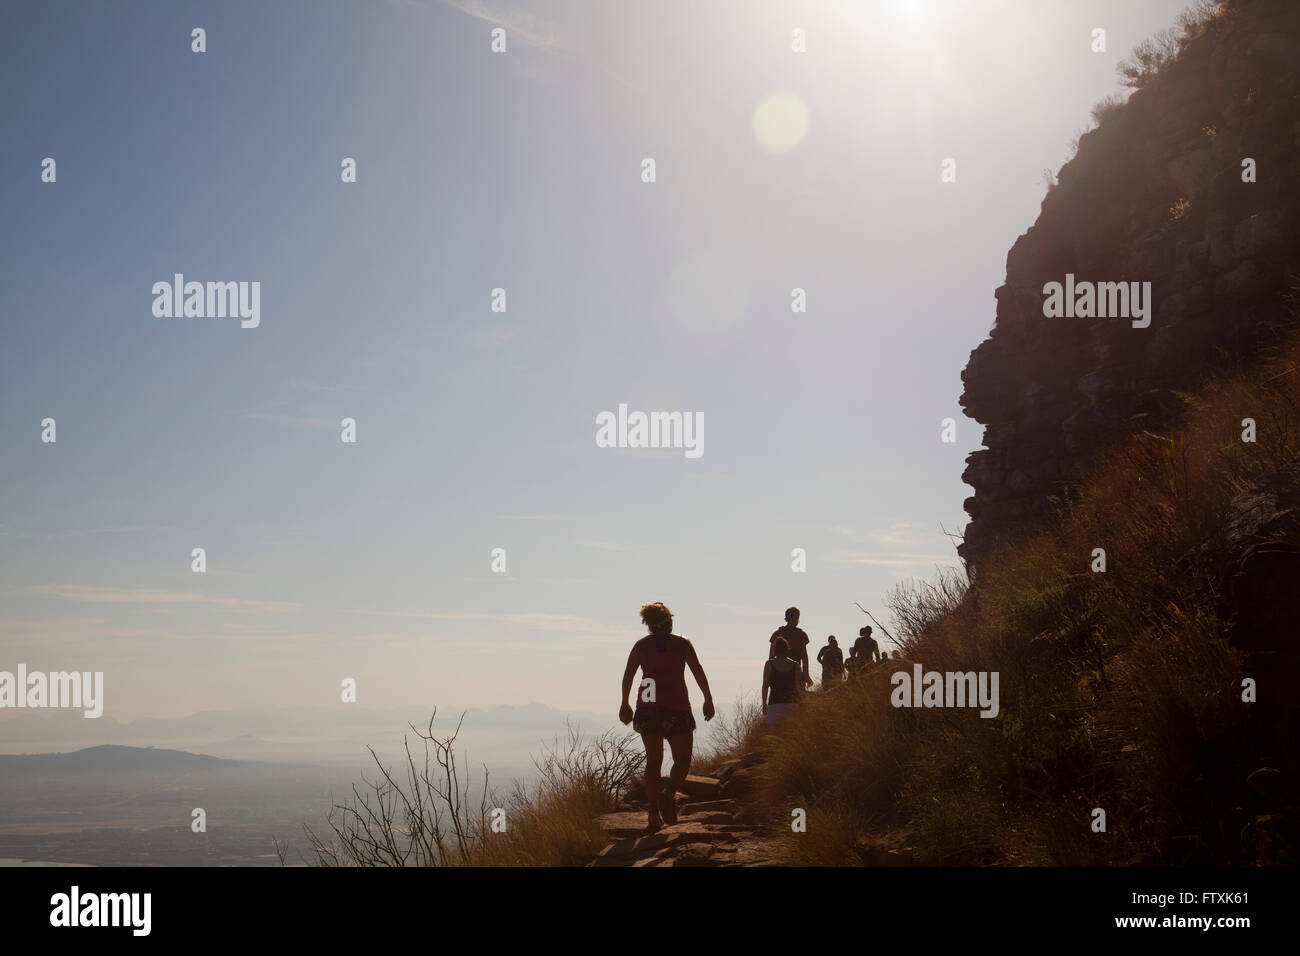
[958,0,1300,569]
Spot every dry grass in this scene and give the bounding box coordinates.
[743,316,1300,865]
[307,714,643,867]
[693,692,765,775]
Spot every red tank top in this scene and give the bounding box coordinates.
[638,635,691,710]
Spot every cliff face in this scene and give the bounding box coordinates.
[958,0,1300,569]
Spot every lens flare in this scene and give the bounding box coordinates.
[751,91,810,154]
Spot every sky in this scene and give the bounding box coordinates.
[0,0,1196,724]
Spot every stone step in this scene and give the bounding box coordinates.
[678,798,738,815]
[678,775,722,798]
[658,827,741,845]
[592,830,781,868]
[595,832,674,861]
[596,811,655,838]
[598,807,739,838]
[676,811,735,826]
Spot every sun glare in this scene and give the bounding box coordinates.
[840,0,941,33]
[751,90,810,154]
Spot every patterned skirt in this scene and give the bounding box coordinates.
[633,704,697,736]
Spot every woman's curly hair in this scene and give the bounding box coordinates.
[639,602,673,633]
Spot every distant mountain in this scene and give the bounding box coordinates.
[0,702,615,750]
[0,745,235,772]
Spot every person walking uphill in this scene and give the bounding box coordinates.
[845,626,881,679]
[770,606,814,691]
[619,602,715,833]
[856,626,880,664]
[816,635,844,687]
[763,637,802,726]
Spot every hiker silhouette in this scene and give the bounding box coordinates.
[816,635,845,687]
[769,606,814,690]
[619,602,714,833]
[763,636,802,726]
[845,627,880,679]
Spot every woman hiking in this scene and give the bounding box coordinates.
[763,636,802,726]
[618,602,715,833]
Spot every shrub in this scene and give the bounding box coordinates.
[1089,93,1127,127]
[1117,1,1227,89]
[306,711,643,866]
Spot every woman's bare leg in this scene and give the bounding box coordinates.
[663,731,694,816]
[642,733,664,829]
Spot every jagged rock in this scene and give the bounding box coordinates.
[720,765,762,799]
[710,759,741,782]
[673,846,715,867]
[957,0,1300,572]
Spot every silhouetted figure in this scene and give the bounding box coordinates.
[844,628,880,680]
[619,602,715,833]
[763,636,802,726]
[816,635,845,687]
[770,606,813,690]
[855,626,880,664]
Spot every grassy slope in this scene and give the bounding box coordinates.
[743,319,1300,866]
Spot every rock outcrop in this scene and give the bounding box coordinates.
[958,0,1300,569]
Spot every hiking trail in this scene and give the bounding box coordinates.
[588,751,785,867]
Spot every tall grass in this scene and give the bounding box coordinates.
[307,713,643,866]
[693,693,765,775]
[746,318,1300,865]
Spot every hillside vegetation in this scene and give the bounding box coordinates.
[312,321,1299,865]
[744,314,1300,866]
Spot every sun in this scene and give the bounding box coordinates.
[751,91,811,155]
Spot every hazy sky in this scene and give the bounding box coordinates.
[0,0,1194,722]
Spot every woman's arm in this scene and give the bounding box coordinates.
[682,639,715,721]
[618,643,641,724]
[761,660,771,713]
